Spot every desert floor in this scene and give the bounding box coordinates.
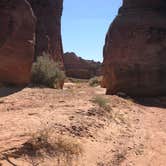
[0,82,165,166]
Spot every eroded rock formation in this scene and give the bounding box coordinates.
[103,0,166,96]
[0,0,64,86]
[28,0,64,64]
[0,0,35,85]
[64,52,101,79]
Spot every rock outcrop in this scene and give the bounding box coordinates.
[103,0,166,96]
[0,0,64,86]
[0,0,35,85]
[28,0,64,64]
[64,52,101,79]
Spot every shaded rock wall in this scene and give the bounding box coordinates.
[0,0,35,85]
[64,52,101,79]
[28,0,64,65]
[103,0,166,96]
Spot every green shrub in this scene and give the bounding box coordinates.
[89,76,100,87]
[31,54,65,88]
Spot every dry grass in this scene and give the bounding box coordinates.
[90,96,114,122]
[27,128,83,157]
[67,77,88,83]
[92,96,111,112]
[3,127,83,165]
[91,96,129,125]
[97,150,127,166]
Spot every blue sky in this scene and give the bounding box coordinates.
[61,0,122,62]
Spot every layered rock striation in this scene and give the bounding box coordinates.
[0,0,35,85]
[64,52,101,79]
[103,0,166,96]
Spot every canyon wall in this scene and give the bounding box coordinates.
[0,0,35,85]
[103,0,166,96]
[64,52,101,79]
[0,0,64,86]
[28,0,64,64]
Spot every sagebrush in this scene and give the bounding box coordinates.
[5,127,83,165]
[31,54,65,88]
[92,96,111,112]
[89,76,101,87]
[26,128,83,165]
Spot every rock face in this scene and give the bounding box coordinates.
[0,0,64,86]
[64,52,101,79]
[103,0,166,96]
[28,0,64,64]
[0,0,35,85]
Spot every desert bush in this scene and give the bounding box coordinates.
[89,76,101,87]
[31,53,65,88]
[3,126,83,165]
[16,127,83,165]
[92,96,108,107]
[92,96,111,112]
[28,128,83,157]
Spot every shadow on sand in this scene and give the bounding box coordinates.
[0,87,23,97]
[133,97,166,109]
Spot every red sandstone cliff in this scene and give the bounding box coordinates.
[103,0,166,96]
[28,0,64,65]
[0,0,64,86]
[64,52,101,79]
[0,0,35,86]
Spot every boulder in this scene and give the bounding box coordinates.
[103,0,166,96]
[64,52,101,79]
[0,0,35,86]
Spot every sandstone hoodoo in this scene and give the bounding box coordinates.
[103,0,166,96]
[0,0,35,86]
[63,52,101,79]
[28,0,64,65]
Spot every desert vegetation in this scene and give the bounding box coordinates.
[92,95,109,108]
[31,53,65,89]
[89,76,101,87]
[24,127,82,165]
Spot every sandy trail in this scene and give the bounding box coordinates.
[0,82,165,166]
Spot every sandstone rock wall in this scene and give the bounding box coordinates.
[64,52,101,79]
[0,0,35,85]
[0,0,64,86]
[103,0,166,96]
[28,0,64,64]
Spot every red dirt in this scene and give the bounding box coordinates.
[0,83,165,165]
